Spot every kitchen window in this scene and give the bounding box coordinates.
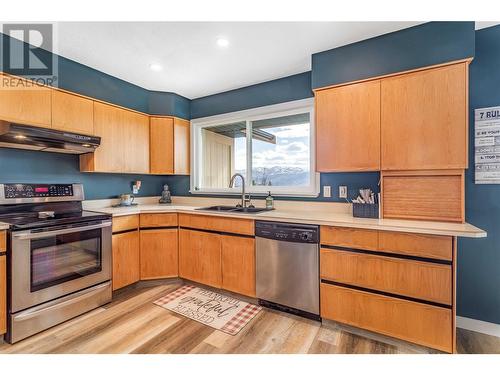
[191,98,318,197]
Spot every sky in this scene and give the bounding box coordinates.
[234,122,310,171]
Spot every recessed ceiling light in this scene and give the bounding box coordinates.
[216,37,229,48]
[149,63,163,72]
[14,134,27,140]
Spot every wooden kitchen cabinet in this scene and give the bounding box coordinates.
[150,116,190,175]
[320,248,452,304]
[150,117,174,174]
[0,73,52,127]
[321,283,453,353]
[0,255,6,336]
[316,80,381,172]
[221,235,256,297]
[174,118,190,175]
[51,90,94,135]
[381,62,468,170]
[179,229,222,288]
[140,229,179,279]
[112,230,140,290]
[80,102,150,173]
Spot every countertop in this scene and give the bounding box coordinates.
[89,203,486,238]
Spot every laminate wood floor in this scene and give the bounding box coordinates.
[1,280,499,354]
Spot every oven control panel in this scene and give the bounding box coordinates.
[3,184,74,198]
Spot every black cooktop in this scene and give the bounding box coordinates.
[0,210,111,230]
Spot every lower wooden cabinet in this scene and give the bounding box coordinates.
[112,230,140,290]
[0,255,6,335]
[221,235,256,297]
[321,283,453,353]
[179,229,222,288]
[140,229,179,279]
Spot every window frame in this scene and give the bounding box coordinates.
[190,98,319,197]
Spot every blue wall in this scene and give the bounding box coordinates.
[190,71,313,119]
[457,25,500,325]
[312,21,475,89]
[0,148,170,200]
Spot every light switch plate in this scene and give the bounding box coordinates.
[339,185,347,199]
[323,185,332,198]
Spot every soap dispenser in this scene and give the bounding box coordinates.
[265,191,274,210]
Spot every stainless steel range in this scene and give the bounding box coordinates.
[0,183,112,343]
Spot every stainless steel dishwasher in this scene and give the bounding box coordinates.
[255,221,320,320]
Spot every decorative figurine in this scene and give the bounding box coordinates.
[159,184,172,204]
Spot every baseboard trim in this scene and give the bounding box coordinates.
[457,316,500,338]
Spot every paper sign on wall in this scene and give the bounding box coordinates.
[475,106,500,184]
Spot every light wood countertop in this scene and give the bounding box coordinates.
[85,198,486,238]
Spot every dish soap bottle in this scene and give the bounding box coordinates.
[265,191,274,210]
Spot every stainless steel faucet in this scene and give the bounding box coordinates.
[229,173,251,208]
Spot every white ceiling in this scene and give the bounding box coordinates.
[50,22,497,99]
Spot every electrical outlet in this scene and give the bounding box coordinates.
[339,185,348,199]
[323,185,331,198]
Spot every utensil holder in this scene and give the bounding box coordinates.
[352,203,379,219]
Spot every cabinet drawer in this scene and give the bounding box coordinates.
[0,231,6,253]
[378,231,452,261]
[112,215,139,233]
[179,213,254,236]
[320,248,451,304]
[320,283,453,353]
[320,226,378,250]
[140,213,178,228]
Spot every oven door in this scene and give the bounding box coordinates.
[10,220,112,313]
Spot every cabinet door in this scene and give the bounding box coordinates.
[81,102,149,173]
[381,63,468,170]
[82,102,124,172]
[112,230,140,290]
[150,117,174,174]
[140,229,178,279]
[51,90,94,135]
[0,73,51,127]
[0,255,6,335]
[316,80,380,171]
[174,118,190,175]
[179,229,221,288]
[221,235,255,297]
[123,110,150,173]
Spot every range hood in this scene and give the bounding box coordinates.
[0,121,100,154]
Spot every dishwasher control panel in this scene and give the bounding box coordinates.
[255,221,319,244]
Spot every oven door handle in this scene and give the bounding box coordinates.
[12,221,112,240]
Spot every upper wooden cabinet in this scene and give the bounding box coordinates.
[51,90,94,135]
[316,80,381,172]
[0,73,51,127]
[174,118,190,175]
[381,63,468,170]
[149,117,190,175]
[80,102,150,173]
[150,117,174,174]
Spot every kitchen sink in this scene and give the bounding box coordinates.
[195,205,273,214]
